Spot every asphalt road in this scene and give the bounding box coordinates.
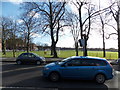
[1,62,120,90]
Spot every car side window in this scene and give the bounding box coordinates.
[81,59,107,66]
[95,60,107,66]
[21,53,28,58]
[65,58,107,67]
[80,60,93,66]
[66,59,81,66]
[28,54,35,58]
[80,59,98,66]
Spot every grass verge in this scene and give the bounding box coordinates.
[1,50,118,59]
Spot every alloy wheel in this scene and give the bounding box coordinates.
[95,74,105,84]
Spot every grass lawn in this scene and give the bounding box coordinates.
[1,50,118,59]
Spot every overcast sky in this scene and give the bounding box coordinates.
[1,0,118,49]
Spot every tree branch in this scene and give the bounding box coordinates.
[83,3,115,26]
[106,33,118,39]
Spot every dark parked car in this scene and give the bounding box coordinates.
[16,53,45,65]
[43,56,114,84]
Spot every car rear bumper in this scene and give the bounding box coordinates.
[106,73,114,80]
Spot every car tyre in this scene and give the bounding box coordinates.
[49,72,60,82]
[95,74,106,84]
[36,61,41,65]
[16,60,22,65]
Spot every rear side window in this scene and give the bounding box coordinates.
[93,60,107,66]
[80,60,95,66]
[81,59,107,66]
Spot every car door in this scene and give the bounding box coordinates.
[59,59,82,79]
[77,59,99,79]
[21,53,29,63]
[27,53,36,63]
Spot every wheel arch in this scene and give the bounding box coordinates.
[49,71,61,77]
[94,72,107,80]
[16,60,22,64]
[36,60,42,65]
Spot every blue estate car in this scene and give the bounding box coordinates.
[43,56,114,84]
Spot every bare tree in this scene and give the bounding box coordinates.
[0,17,12,55]
[72,1,95,56]
[97,0,111,57]
[99,15,106,57]
[97,13,112,57]
[8,20,19,57]
[72,0,113,56]
[21,1,66,58]
[66,12,80,56]
[19,9,40,53]
[108,0,120,58]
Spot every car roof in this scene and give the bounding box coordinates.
[20,53,37,55]
[70,56,106,61]
[21,53,33,54]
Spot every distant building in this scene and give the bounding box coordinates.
[6,38,38,51]
[29,43,38,51]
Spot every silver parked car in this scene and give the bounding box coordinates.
[110,58,120,65]
[117,58,120,66]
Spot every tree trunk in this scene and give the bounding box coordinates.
[103,43,106,57]
[83,35,87,56]
[118,15,120,58]
[84,39,87,56]
[78,7,83,39]
[103,32,106,57]
[102,26,106,57]
[27,41,29,53]
[2,40,6,55]
[51,41,58,58]
[118,31,120,58]
[24,37,27,51]
[75,42,79,56]
[51,45,53,55]
[12,47,15,57]
[27,28,30,53]
[12,37,16,57]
